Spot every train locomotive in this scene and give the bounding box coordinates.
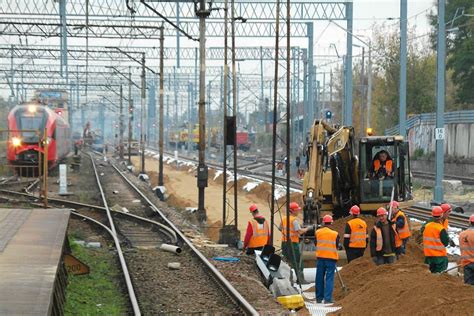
[7,102,71,170]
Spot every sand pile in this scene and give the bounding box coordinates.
[303,216,474,315]
[330,256,474,315]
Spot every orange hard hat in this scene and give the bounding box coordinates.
[322,215,333,224]
[389,201,399,208]
[377,207,388,216]
[470,214,474,223]
[440,203,452,213]
[249,204,258,213]
[432,206,444,217]
[289,202,301,212]
[350,205,360,215]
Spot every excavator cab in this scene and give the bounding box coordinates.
[358,136,412,208]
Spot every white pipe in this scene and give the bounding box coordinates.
[160,243,182,254]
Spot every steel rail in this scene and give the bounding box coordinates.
[109,162,259,315]
[405,204,470,229]
[88,153,141,316]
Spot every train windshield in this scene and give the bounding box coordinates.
[15,108,47,143]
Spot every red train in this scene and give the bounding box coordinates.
[7,102,71,169]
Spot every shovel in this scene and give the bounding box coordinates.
[441,263,464,274]
[336,267,349,295]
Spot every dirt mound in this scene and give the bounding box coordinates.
[167,193,193,209]
[331,257,474,315]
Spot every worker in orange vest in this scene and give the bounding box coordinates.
[370,208,397,265]
[280,202,308,283]
[440,203,452,231]
[422,206,450,273]
[315,215,340,304]
[390,201,411,255]
[243,204,270,255]
[343,205,368,262]
[459,215,474,285]
[370,150,393,179]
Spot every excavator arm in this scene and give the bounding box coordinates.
[302,120,357,224]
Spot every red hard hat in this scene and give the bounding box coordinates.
[249,204,258,213]
[440,203,452,213]
[322,215,333,224]
[289,202,301,212]
[377,207,388,216]
[350,205,360,215]
[389,201,399,208]
[432,206,444,217]
[469,214,474,223]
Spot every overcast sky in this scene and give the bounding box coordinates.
[1,0,438,102]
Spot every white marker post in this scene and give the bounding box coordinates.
[59,164,69,195]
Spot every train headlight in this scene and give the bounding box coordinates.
[12,137,22,147]
[28,104,37,114]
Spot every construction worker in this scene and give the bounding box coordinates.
[369,150,393,179]
[422,206,449,273]
[243,204,270,255]
[370,208,397,265]
[343,205,368,262]
[390,201,411,255]
[280,202,308,282]
[315,215,340,304]
[440,203,452,231]
[459,215,474,285]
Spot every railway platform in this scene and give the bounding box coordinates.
[0,208,70,315]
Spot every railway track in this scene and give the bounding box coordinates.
[146,147,303,190]
[412,171,474,186]
[405,204,470,229]
[89,152,258,315]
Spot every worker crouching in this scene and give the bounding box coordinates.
[344,205,368,262]
[243,204,270,255]
[459,214,474,285]
[315,215,340,304]
[422,206,449,273]
[370,208,397,265]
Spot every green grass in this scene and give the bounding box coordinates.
[65,238,128,315]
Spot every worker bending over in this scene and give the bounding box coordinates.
[459,215,474,285]
[243,204,270,255]
[315,215,340,304]
[343,205,368,262]
[370,208,397,265]
[280,202,308,283]
[390,201,411,255]
[422,206,449,273]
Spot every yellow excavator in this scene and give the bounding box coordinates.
[302,120,413,224]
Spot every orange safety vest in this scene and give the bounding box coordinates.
[459,228,474,266]
[374,159,393,174]
[423,222,447,257]
[281,215,299,243]
[247,218,270,248]
[345,218,368,248]
[443,218,449,231]
[393,211,411,239]
[373,224,398,251]
[315,227,339,260]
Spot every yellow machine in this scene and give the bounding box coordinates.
[302,120,413,224]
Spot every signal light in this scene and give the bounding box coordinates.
[325,110,332,119]
[366,127,374,136]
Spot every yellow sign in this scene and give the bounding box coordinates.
[64,254,90,275]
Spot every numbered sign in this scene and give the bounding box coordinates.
[64,254,90,275]
[435,128,445,140]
